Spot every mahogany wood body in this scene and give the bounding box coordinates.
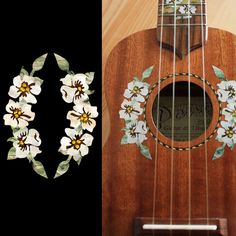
[103,28,236,236]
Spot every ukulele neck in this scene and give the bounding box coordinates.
[157,0,208,58]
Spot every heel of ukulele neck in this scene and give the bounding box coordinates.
[134,218,227,236]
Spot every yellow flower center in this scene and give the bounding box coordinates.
[80,113,89,122]
[226,129,234,138]
[19,140,25,146]
[20,82,31,93]
[126,106,133,113]
[13,109,22,119]
[132,86,141,95]
[232,110,236,117]
[71,138,82,150]
[77,85,83,92]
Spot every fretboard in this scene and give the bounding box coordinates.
[157,0,207,58]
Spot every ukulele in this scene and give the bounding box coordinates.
[103,0,236,235]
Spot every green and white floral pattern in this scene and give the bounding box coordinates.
[3,54,48,178]
[119,66,153,160]
[213,65,236,160]
[54,54,98,178]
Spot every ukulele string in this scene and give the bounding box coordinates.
[170,0,177,231]
[200,0,210,228]
[187,0,192,235]
[152,0,165,234]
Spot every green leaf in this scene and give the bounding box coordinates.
[7,137,16,142]
[133,76,139,81]
[54,53,70,72]
[75,125,83,133]
[139,144,152,160]
[85,72,95,85]
[212,65,227,81]
[7,147,16,160]
[76,158,82,166]
[54,159,71,179]
[121,135,128,144]
[11,127,20,133]
[141,66,154,81]
[32,160,48,178]
[85,90,95,95]
[212,144,226,160]
[31,53,48,74]
[20,67,29,76]
[229,142,234,151]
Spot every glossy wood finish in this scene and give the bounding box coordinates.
[103,28,236,236]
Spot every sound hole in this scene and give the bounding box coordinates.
[152,82,213,141]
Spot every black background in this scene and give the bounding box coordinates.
[0,1,101,235]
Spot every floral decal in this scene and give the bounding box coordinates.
[4,54,48,178]
[119,66,153,160]
[213,65,236,160]
[163,0,199,19]
[54,54,98,178]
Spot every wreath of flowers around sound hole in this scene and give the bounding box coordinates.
[3,54,48,178]
[119,65,236,161]
[54,54,98,178]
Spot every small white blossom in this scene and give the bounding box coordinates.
[216,121,236,147]
[179,5,197,14]
[60,74,89,104]
[222,102,236,122]
[125,120,148,144]
[59,128,94,161]
[3,100,35,128]
[217,80,236,103]
[8,75,42,104]
[124,80,149,102]
[119,99,143,120]
[67,104,98,132]
[13,128,41,158]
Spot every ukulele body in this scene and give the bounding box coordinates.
[103,28,236,236]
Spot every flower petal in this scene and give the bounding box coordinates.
[13,75,22,87]
[30,83,41,95]
[15,147,29,159]
[67,111,80,128]
[61,86,76,103]
[20,93,37,104]
[8,85,20,99]
[3,114,18,127]
[60,74,73,86]
[82,133,94,146]
[82,119,96,132]
[80,144,89,156]
[27,129,41,146]
[30,146,42,158]
[65,128,78,139]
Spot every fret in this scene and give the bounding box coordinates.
[158,13,207,16]
[157,23,207,27]
[159,3,206,7]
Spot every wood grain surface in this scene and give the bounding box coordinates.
[102,0,236,145]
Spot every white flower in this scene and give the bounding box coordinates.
[222,102,236,122]
[179,5,197,14]
[217,80,236,102]
[166,0,183,4]
[124,80,149,102]
[125,120,148,144]
[59,128,94,160]
[3,100,35,128]
[119,99,143,120]
[216,121,236,147]
[60,74,89,104]
[67,104,98,132]
[8,75,42,104]
[13,128,42,158]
